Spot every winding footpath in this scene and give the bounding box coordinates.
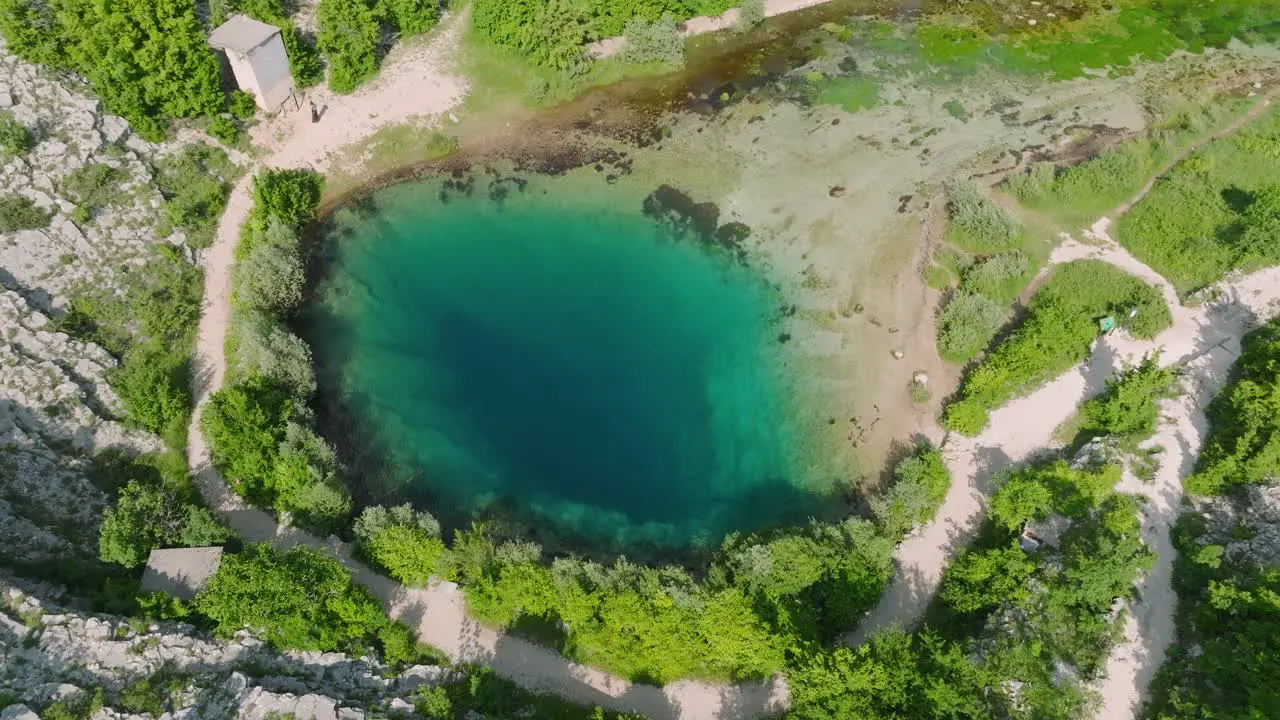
[184,14,1280,719]
[846,227,1280,715]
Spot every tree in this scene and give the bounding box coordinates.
[871,445,951,537]
[786,630,921,720]
[936,289,1004,364]
[234,234,305,312]
[354,504,448,587]
[195,544,388,652]
[317,0,381,93]
[248,168,324,233]
[378,0,440,35]
[939,541,1036,614]
[99,480,229,567]
[201,376,295,498]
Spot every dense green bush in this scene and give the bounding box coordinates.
[356,504,447,586]
[228,91,258,120]
[1115,109,1280,294]
[213,167,348,529]
[56,244,203,448]
[1186,317,1280,495]
[0,194,51,231]
[153,145,237,248]
[99,480,229,567]
[944,260,1171,434]
[195,544,387,652]
[317,0,382,93]
[870,444,951,538]
[936,289,1004,364]
[943,180,1022,251]
[374,516,894,682]
[0,0,225,140]
[378,0,441,35]
[0,109,33,157]
[620,14,684,66]
[1146,516,1280,719]
[788,457,1149,719]
[234,227,306,312]
[245,168,325,237]
[1075,353,1178,448]
[960,250,1032,304]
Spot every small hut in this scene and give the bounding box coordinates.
[209,15,296,111]
[139,547,225,600]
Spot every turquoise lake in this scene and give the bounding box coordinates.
[308,179,829,548]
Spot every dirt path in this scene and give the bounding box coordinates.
[187,15,789,720]
[845,224,1280,657]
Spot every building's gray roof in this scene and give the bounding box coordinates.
[208,14,281,53]
[139,546,225,601]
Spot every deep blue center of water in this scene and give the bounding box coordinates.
[310,182,822,547]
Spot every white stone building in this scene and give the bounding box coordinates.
[209,15,296,112]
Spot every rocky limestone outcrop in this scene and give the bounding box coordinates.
[0,286,160,568]
[0,43,223,569]
[1,583,452,719]
[1197,483,1280,566]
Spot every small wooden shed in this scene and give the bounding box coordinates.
[209,15,295,111]
[139,546,225,600]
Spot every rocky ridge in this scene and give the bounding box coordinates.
[0,582,451,719]
[0,43,218,568]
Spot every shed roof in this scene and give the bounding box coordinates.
[139,546,225,601]
[208,14,281,54]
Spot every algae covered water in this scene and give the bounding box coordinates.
[309,179,827,548]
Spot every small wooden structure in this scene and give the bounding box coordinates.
[209,15,295,111]
[139,547,225,600]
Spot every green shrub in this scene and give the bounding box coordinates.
[62,163,126,210]
[472,0,590,73]
[1114,109,1280,293]
[206,116,242,145]
[234,233,305,312]
[0,0,224,141]
[620,14,684,66]
[101,476,231,566]
[318,0,381,93]
[944,180,1021,251]
[232,314,317,397]
[154,145,237,248]
[1186,317,1280,495]
[355,504,446,585]
[229,90,258,119]
[936,289,1004,364]
[195,544,388,653]
[202,376,297,500]
[0,194,51,231]
[247,168,325,234]
[871,445,951,538]
[1075,353,1177,447]
[57,244,202,447]
[0,109,34,156]
[41,687,105,720]
[379,0,440,35]
[960,250,1032,304]
[943,260,1171,434]
[117,667,188,716]
[1146,516,1280,719]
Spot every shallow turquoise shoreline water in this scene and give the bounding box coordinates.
[308,179,831,548]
